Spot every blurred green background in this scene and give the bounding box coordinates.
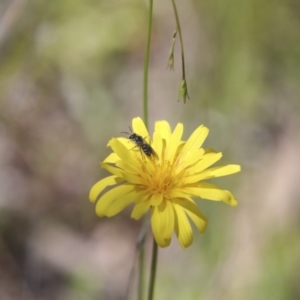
[1,0,300,299]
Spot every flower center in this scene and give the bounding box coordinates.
[139,158,185,195]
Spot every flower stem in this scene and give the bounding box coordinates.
[171,0,186,81]
[147,238,158,300]
[138,236,146,300]
[143,0,153,129]
[137,217,149,300]
[139,1,153,300]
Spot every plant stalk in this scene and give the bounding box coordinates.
[147,237,158,300]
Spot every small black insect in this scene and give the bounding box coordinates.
[141,143,157,158]
[128,132,144,147]
[121,127,144,147]
[122,127,158,159]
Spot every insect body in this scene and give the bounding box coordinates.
[122,128,158,159]
[128,132,144,147]
[141,143,157,158]
[122,128,145,147]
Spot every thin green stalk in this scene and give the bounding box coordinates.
[147,238,158,300]
[139,1,154,300]
[171,0,186,80]
[143,0,153,128]
[137,216,150,300]
[138,232,146,300]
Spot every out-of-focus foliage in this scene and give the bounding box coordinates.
[0,0,300,299]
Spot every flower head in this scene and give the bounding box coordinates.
[89,117,241,249]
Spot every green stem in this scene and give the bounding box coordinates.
[171,0,186,80]
[137,216,149,300]
[147,238,158,300]
[143,0,154,129]
[139,1,153,300]
[138,234,146,300]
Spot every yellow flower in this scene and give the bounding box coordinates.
[89,117,241,249]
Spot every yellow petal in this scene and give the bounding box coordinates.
[151,205,171,247]
[89,175,121,202]
[173,203,193,249]
[163,201,175,242]
[184,184,238,206]
[122,172,144,185]
[166,123,183,162]
[150,193,163,206]
[169,188,195,200]
[131,201,151,220]
[103,153,120,164]
[175,198,207,233]
[109,138,140,173]
[179,125,209,160]
[109,137,132,149]
[104,189,145,217]
[152,131,163,161]
[203,148,217,154]
[183,172,211,185]
[176,148,205,172]
[96,185,135,216]
[116,137,137,150]
[115,160,140,174]
[209,164,241,176]
[186,164,241,183]
[132,117,150,144]
[185,210,208,235]
[135,158,156,176]
[101,162,125,178]
[192,152,222,173]
[155,120,171,144]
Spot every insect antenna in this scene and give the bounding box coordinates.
[121,126,133,135]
